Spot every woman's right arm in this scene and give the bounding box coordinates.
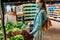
[30,10,43,35]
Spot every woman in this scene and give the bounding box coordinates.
[28,0,48,40]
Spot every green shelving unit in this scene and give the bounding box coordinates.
[23,4,40,24]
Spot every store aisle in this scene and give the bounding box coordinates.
[42,20,60,40]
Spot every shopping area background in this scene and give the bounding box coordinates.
[0,0,60,40]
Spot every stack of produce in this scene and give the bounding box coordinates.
[0,23,3,40]
[6,22,26,34]
[5,22,26,40]
[7,35,24,40]
[6,22,33,40]
[0,22,34,40]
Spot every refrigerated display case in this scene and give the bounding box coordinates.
[46,1,60,22]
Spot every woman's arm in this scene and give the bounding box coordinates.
[31,10,43,35]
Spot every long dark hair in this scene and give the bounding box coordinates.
[40,0,47,13]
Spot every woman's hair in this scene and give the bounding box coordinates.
[40,0,47,13]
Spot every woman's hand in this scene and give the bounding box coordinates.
[30,32,32,34]
[27,22,32,26]
[30,32,33,35]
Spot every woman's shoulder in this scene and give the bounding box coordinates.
[40,9,45,13]
[37,9,45,16]
[38,9,45,14]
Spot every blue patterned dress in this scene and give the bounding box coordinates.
[31,9,47,40]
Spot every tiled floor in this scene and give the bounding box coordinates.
[42,20,60,40]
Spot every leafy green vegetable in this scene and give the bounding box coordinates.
[6,22,26,36]
[12,28,21,32]
[21,24,26,30]
[0,23,3,40]
[6,29,13,34]
[6,22,15,29]
[7,38,10,40]
[7,35,24,40]
[5,22,26,40]
[15,22,23,29]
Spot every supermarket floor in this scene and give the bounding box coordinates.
[42,20,60,40]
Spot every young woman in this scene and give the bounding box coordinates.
[28,0,48,40]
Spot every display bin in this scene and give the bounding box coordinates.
[1,0,44,40]
[1,0,35,40]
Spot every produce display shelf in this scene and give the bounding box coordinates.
[25,17,34,20]
[23,4,40,24]
[23,4,39,6]
[49,17,60,22]
[24,12,36,14]
[24,14,36,16]
[24,21,34,24]
[23,8,39,9]
[24,15,35,17]
[23,11,38,13]
[24,19,34,21]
